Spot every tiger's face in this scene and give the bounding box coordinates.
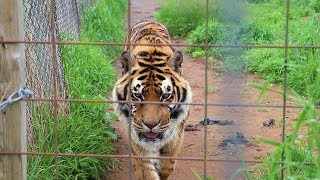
[112,19,191,153]
[113,47,191,152]
[129,65,176,151]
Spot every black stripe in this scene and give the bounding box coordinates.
[151,50,168,57]
[176,86,180,102]
[138,61,149,67]
[156,74,166,81]
[155,68,164,73]
[139,68,149,74]
[131,70,137,75]
[171,77,176,86]
[117,92,124,101]
[153,58,163,61]
[122,108,129,118]
[181,87,187,102]
[135,30,159,42]
[154,63,166,67]
[123,83,129,100]
[137,51,149,57]
[142,58,151,61]
[138,75,148,80]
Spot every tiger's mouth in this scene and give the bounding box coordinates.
[138,132,164,141]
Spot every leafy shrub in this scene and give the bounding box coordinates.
[185,20,226,58]
[243,48,284,82]
[236,22,273,45]
[156,0,219,37]
[245,13,320,95]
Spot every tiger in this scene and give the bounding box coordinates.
[112,19,192,180]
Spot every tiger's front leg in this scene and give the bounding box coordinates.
[132,143,161,180]
[158,127,185,180]
[132,158,160,180]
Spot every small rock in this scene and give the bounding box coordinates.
[184,124,200,132]
[199,118,234,126]
[263,119,275,127]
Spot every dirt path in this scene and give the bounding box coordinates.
[106,1,299,179]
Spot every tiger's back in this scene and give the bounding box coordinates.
[113,19,192,180]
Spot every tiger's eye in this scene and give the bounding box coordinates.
[133,93,143,100]
[162,93,171,100]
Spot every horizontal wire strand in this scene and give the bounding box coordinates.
[1,40,320,49]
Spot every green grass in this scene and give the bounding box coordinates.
[249,75,320,178]
[157,0,320,178]
[27,0,126,179]
[243,3,320,96]
[27,102,117,179]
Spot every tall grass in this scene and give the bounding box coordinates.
[27,0,126,179]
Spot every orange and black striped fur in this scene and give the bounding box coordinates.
[112,19,192,180]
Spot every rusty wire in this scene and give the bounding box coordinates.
[49,0,59,178]
[203,0,209,178]
[1,39,320,49]
[22,97,320,109]
[126,0,133,178]
[0,0,314,179]
[281,0,291,178]
[1,151,317,166]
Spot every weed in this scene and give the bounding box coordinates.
[206,86,215,94]
[193,170,215,180]
[257,106,269,112]
[265,97,273,104]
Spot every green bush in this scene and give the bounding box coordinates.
[185,20,226,58]
[27,0,125,179]
[243,48,284,83]
[156,0,219,37]
[236,22,273,45]
[244,13,320,95]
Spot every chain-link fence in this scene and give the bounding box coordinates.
[23,0,94,145]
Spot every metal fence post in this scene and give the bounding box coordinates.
[0,0,27,179]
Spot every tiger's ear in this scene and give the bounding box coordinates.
[171,51,183,74]
[119,51,130,74]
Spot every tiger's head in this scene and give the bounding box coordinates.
[113,46,192,152]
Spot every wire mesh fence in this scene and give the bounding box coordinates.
[1,0,319,179]
[23,0,95,146]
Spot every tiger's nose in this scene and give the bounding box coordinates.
[142,120,160,129]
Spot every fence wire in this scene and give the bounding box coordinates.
[0,0,318,179]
